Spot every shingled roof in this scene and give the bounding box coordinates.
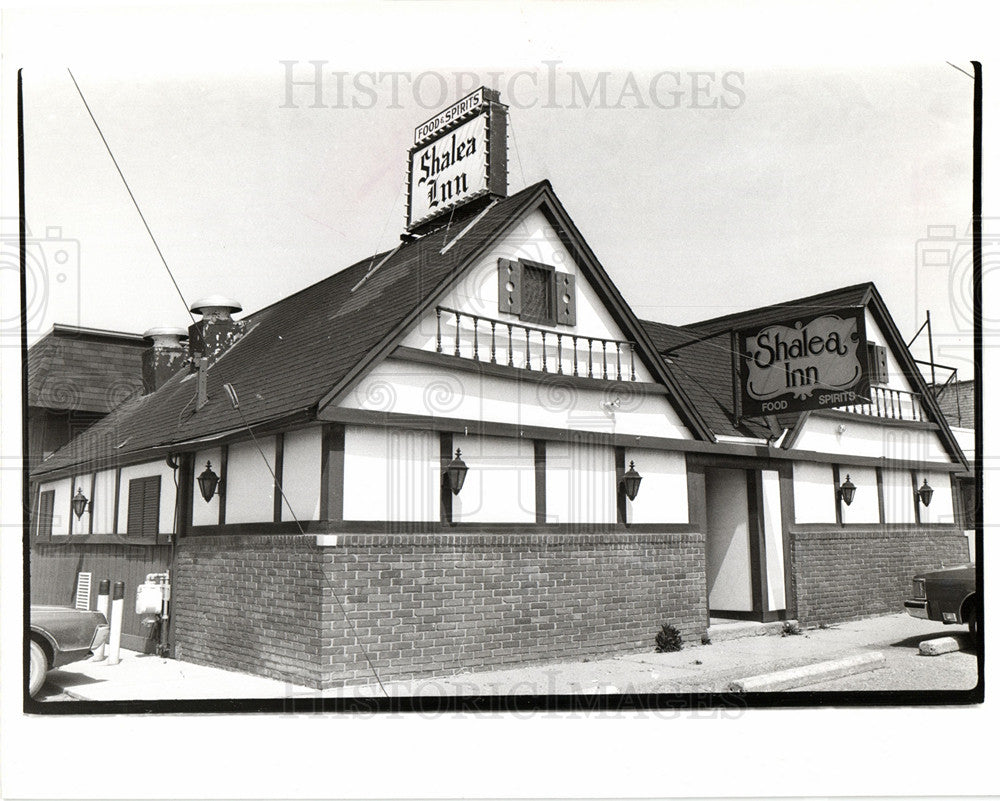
[28,325,146,414]
[33,180,713,478]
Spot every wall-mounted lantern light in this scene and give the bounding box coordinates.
[444,449,469,496]
[71,487,90,519]
[621,461,643,502]
[917,478,934,507]
[838,474,857,506]
[197,461,221,503]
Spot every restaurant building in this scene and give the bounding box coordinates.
[28,90,970,689]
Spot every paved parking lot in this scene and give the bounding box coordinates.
[34,612,978,702]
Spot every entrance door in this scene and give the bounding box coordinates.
[705,467,786,621]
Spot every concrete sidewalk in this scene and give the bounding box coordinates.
[41,613,974,702]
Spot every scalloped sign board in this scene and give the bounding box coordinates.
[738,307,872,416]
[406,87,507,232]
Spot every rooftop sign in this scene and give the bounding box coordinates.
[406,87,507,232]
[737,308,871,416]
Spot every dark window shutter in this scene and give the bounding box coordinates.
[36,490,55,539]
[866,342,889,385]
[556,272,577,326]
[497,258,522,314]
[127,476,160,536]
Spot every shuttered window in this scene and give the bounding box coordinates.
[497,258,576,326]
[126,476,161,537]
[36,490,55,539]
[867,342,889,385]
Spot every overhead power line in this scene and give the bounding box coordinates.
[67,69,196,325]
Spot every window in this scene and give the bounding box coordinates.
[497,258,576,326]
[35,490,55,539]
[867,342,889,385]
[126,475,161,536]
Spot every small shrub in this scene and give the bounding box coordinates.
[781,621,802,637]
[701,633,712,645]
[655,623,683,653]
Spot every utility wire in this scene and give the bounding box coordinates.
[225,386,390,698]
[67,69,196,325]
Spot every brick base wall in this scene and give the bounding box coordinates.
[789,526,970,626]
[171,532,707,690]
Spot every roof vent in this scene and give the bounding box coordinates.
[189,296,242,323]
[187,295,246,370]
[141,326,189,394]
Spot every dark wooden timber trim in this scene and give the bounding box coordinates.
[273,433,284,523]
[87,471,96,536]
[319,407,966,473]
[440,433,454,525]
[111,467,121,537]
[615,446,627,525]
[833,464,843,527]
[686,459,707,536]
[787,522,962,534]
[178,453,194,538]
[777,461,795,619]
[876,467,886,525]
[185,520,703,536]
[533,440,546,524]
[218,444,228,526]
[40,533,162,546]
[320,423,345,523]
[911,470,921,524]
[391,346,671,395]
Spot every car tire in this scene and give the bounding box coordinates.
[28,640,48,698]
[967,606,978,638]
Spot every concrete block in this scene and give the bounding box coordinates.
[728,651,886,692]
[919,635,966,656]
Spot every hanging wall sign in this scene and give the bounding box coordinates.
[738,308,871,416]
[407,87,507,232]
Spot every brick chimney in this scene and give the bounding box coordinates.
[141,327,188,394]
[187,296,245,367]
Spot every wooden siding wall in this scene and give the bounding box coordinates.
[30,543,171,653]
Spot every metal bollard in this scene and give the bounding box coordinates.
[92,579,110,661]
[107,581,125,666]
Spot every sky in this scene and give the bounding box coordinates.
[16,59,974,377]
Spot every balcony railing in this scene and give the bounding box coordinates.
[842,386,927,422]
[435,306,637,381]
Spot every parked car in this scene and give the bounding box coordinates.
[904,563,978,635]
[29,605,109,697]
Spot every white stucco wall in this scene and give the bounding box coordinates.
[90,469,116,534]
[343,426,439,522]
[623,448,688,524]
[793,415,952,463]
[917,471,955,525]
[865,308,913,394]
[451,434,535,523]
[761,470,786,611]
[38,476,72,536]
[280,426,322,523]
[792,461,836,524]
[838,465,880,524]
[117,460,178,536]
[545,440,617,525]
[225,437,277,524]
[883,468,916,524]
[342,358,690,440]
[192,447,222,526]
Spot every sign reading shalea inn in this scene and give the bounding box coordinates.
[738,308,871,416]
[407,87,508,232]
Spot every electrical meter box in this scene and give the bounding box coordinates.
[135,572,171,616]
